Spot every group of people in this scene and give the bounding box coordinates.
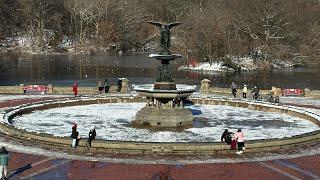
[231,82,260,100]
[72,78,124,97]
[98,78,123,94]
[221,129,245,154]
[70,123,96,149]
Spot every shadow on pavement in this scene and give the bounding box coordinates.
[8,163,32,179]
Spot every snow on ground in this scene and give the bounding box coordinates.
[0,95,68,103]
[178,56,294,73]
[281,97,320,106]
[12,103,319,142]
[178,62,232,73]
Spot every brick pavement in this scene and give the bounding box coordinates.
[5,152,319,179]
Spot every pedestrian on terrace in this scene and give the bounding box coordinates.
[234,129,245,154]
[86,126,96,148]
[98,80,104,93]
[231,82,237,98]
[72,81,78,97]
[70,123,80,148]
[0,146,11,180]
[243,84,248,98]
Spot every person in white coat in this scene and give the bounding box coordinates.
[243,85,248,98]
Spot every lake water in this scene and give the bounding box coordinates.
[0,54,319,89]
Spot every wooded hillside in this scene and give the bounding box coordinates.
[0,0,319,65]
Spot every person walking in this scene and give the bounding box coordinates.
[234,129,245,154]
[243,85,248,98]
[72,82,78,97]
[0,146,11,180]
[86,126,96,148]
[70,123,79,148]
[231,82,237,98]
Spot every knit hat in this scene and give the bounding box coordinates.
[72,123,77,128]
[91,126,95,130]
[0,146,6,153]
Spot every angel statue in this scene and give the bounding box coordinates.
[147,21,181,54]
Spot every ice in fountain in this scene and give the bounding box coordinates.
[133,22,196,128]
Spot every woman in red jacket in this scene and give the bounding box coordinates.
[72,82,78,97]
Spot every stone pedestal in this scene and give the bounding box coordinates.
[134,106,193,127]
[200,79,211,94]
[154,82,176,90]
[48,84,53,94]
[271,86,282,97]
[304,88,311,97]
[120,78,129,93]
[19,84,25,94]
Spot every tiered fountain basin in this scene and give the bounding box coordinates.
[133,84,196,127]
[1,95,320,155]
[133,84,195,98]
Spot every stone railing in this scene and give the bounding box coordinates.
[199,79,320,99]
[0,78,130,95]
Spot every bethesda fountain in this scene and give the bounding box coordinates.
[133,21,196,128]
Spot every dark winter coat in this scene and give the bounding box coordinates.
[88,129,96,140]
[221,131,232,145]
[71,128,79,139]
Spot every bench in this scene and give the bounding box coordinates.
[23,85,49,94]
[283,89,304,97]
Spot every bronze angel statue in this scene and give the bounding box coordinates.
[147,21,181,54]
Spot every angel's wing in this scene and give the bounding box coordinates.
[168,22,182,29]
[147,21,163,28]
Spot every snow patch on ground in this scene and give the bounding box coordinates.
[179,56,294,73]
[178,62,232,73]
[0,95,68,103]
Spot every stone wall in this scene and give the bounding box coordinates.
[0,80,130,95]
[199,79,320,99]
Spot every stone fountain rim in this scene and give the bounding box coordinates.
[1,95,320,156]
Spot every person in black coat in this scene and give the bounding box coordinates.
[70,126,79,148]
[117,78,122,92]
[221,129,233,145]
[86,126,96,148]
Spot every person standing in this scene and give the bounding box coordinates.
[104,79,110,93]
[98,80,104,93]
[231,82,237,98]
[243,85,248,98]
[117,78,122,92]
[86,126,97,148]
[251,85,260,100]
[0,146,10,180]
[234,129,245,154]
[221,129,233,145]
[72,82,78,97]
[70,124,79,148]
